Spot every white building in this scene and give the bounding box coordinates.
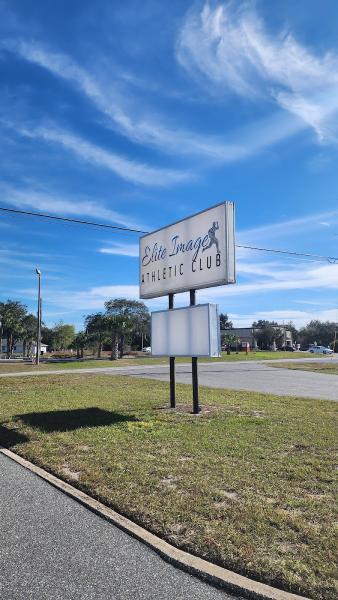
[221,326,293,350]
[0,339,48,356]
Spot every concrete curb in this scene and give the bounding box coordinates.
[1,447,310,600]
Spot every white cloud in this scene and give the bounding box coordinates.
[0,184,145,230]
[17,259,338,314]
[5,36,327,165]
[32,284,167,312]
[13,123,191,187]
[5,39,237,161]
[238,209,338,244]
[195,262,338,301]
[99,243,139,257]
[177,2,338,141]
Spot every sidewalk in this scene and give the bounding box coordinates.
[0,452,236,600]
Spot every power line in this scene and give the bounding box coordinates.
[237,244,338,264]
[0,206,147,234]
[1,205,337,264]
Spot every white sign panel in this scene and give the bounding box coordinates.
[151,304,220,357]
[139,202,235,299]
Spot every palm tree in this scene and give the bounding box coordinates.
[104,299,150,359]
[71,331,87,359]
[84,313,107,358]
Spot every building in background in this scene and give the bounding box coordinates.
[0,339,48,356]
[221,326,293,351]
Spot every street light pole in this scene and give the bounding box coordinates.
[36,269,42,365]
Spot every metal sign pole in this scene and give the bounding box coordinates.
[168,293,176,408]
[189,289,199,414]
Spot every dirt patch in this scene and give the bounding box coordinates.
[159,475,179,489]
[217,490,239,501]
[155,403,220,415]
[78,445,91,452]
[60,465,81,481]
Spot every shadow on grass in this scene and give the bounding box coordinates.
[14,408,139,433]
[0,424,30,447]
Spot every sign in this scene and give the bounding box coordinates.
[139,202,235,299]
[151,304,220,357]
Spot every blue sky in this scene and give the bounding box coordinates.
[1,0,338,331]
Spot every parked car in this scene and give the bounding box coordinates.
[308,346,333,355]
[142,346,152,353]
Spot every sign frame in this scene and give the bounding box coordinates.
[139,201,235,299]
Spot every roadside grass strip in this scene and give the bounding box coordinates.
[269,362,338,375]
[0,351,322,373]
[0,374,337,599]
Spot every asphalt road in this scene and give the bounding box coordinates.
[0,453,240,600]
[1,358,337,401]
[127,360,338,401]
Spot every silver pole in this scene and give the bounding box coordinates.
[36,269,42,364]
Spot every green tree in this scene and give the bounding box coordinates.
[41,325,54,348]
[104,298,150,360]
[0,300,27,357]
[222,333,240,355]
[84,313,108,357]
[252,320,284,350]
[219,313,233,330]
[71,331,87,359]
[299,320,337,348]
[22,313,38,357]
[129,313,151,350]
[51,322,76,351]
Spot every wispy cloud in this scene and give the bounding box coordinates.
[10,123,191,187]
[238,209,338,244]
[177,1,338,142]
[197,262,338,300]
[17,258,338,315]
[4,36,326,166]
[98,242,139,257]
[0,184,145,230]
[4,39,236,161]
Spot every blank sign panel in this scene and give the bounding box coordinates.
[151,304,220,357]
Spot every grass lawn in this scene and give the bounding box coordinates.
[0,375,337,598]
[0,351,320,373]
[270,361,338,375]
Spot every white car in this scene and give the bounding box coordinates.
[309,346,333,355]
[142,346,152,353]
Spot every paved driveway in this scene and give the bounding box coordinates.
[0,453,239,600]
[1,359,337,401]
[127,360,338,401]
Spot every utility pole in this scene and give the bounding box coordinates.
[36,269,42,365]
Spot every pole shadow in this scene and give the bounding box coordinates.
[0,424,30,447]
[14,408,139,433]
